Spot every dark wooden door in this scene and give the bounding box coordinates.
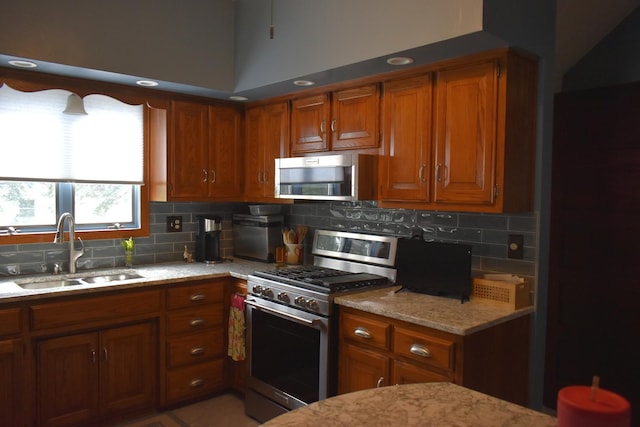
[545,82,640,426]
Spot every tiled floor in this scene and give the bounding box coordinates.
[117,393,260,427]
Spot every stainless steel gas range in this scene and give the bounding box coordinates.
[244,229,398,423]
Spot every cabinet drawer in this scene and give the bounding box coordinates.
[166,304,223,335]
[166,359,224,403]
[341,312,390,351]
[392,359,452,384]
[393,327,454,372]
[166,330,224,368]
[166,281,224,310]
[30,290,162,331]
[0,308,21,336]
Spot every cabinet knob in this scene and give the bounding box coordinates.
[409,343,432,358]
[354,327,372,339]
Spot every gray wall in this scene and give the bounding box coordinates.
[562,5,640,91]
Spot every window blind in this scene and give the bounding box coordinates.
[0,84,144,184]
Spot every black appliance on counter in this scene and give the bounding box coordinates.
[395,238,472,302]
[195,215,222,263]
[245,229,398,423]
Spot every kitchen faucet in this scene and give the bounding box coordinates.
[54,212,84,274]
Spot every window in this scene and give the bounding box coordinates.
[0,84,145,237]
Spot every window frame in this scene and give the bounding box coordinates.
[0,69,157,244]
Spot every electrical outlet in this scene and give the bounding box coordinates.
[167,215,182,232]
[508,234,524,259]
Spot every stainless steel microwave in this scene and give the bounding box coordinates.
[274,154,376,201]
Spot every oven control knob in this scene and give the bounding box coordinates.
[277,292,290,303]
[294,296,306,306]
[262,287,274,298]
[307,299,318,310]
[253,285,263,294]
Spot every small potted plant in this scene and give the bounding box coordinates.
[122,237,135,267]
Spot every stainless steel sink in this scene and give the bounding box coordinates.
[17,278,85,290]
[16,271,144,290]
[81,273,143,284]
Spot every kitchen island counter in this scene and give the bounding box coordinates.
[262,382,556,427]
[335,286,534,335]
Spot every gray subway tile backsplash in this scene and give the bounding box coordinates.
[0,201,537,284]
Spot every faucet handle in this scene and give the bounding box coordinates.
[75,237,85,255]
[53,264,61,274]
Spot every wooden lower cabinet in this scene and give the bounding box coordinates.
[163,279,226,406]
[36,322,156,427]
[338,307,530,406]
[0,338,24,427]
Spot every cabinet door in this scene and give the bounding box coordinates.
[208,105,242,199]
[38,333,99,427]
[169,101,208,200]
[392,359,451,385]
[291,94,330,154]
[245,102,289,199]
[0,339,23,427]
[338,343,389,394]
[433,61,498,205]
[331,84,380,150]
[380,75,432,201]
[101,323,156,415]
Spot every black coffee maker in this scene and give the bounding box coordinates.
[195,215,222,263]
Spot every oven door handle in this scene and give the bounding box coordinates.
[245,299,321,326]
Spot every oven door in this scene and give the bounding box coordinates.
[245,296,331,422]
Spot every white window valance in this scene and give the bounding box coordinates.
[0,84,144,184]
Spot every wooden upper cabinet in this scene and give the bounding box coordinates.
[169,101,209,200]
[244,102,289,200]
[208,105,242,199]
[166,101,242,201]
[379,50,537,213]
[433,60,498,206]
[291,94,330,154]
[331,85,380,150]
[291,84,380,155]
[380,75,432,202]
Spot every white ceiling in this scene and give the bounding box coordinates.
[555,0,640,88]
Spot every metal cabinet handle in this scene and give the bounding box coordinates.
[330,118,336,133]
[190,318,205,327]
[190,293,206,302]
[419,164,426,183]
[263,171,269,184]
[202,169,208,183]
[91,349,97,364]
[189,378,205,388]
[435,163,442,182]
[190,347,205,356]
[409,343,432,358]
[103,347,108,362]
[354,327,372,339]
[320,119,326,135]
[210,169,216,183]
[376,377,384,388]
[257,171,263,183]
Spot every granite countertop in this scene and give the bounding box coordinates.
[335,286,534,335]
[262,382,556,427]
[0,259,270,303]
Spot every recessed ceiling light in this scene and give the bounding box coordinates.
[229,95,249,101]
[8,60,37,68]
[135,80,159,87]
[386,56,414,66]
[294,80,315,87]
